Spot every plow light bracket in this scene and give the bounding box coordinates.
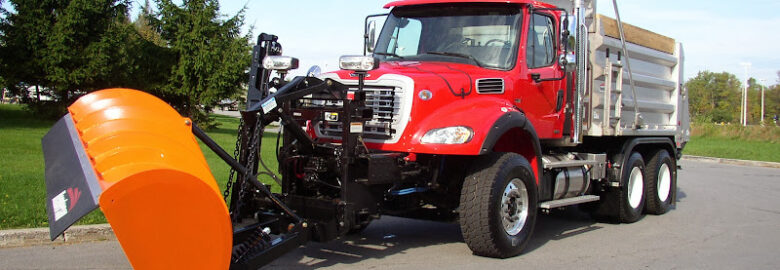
[262,56,299,71]
[339,55,379,72]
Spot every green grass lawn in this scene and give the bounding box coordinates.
[3,103,778,230]
[685,123,780,162]
[685,137,779,162]
[0,104,279,230]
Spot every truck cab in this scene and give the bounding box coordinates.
[322,1,572,156]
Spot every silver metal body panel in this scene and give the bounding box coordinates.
[540,0,689,147]
[586,34,686,138]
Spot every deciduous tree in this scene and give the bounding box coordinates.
[765,72,780,125]
[685,71,742,123]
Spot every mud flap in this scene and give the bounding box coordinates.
[41,89,232,269]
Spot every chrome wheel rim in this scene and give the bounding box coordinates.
[501,178,529,236]
[627,166,644,209]
[657,163,671,202]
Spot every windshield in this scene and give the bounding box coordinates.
[374,4,523,70]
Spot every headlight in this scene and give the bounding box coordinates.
[421,126,473,144]
[339,55,379,71]
[262,56,299,71]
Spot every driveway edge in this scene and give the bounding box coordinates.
[0,224,114,248]
[2,155,776,248]
[682,155,780,169]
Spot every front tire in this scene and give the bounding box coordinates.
[644,149,676,215]
[459,153,538,258]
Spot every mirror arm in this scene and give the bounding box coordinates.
[531,72,566,83]
[533,75,566,83]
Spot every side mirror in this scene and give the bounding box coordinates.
[560,53,576,72]
[364,13,388,54]
[306,65,322,77]
[365,20,377,53]
[560,14,577,73]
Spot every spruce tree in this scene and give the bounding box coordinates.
[152,0,251,126]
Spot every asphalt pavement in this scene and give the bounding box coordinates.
[2,159,779,269]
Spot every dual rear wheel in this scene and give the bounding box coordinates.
[593,149,677,223]
[644,150,676,215]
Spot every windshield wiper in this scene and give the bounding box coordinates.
[424,51,484,68]
[374,52,405,59]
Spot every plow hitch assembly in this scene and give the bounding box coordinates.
[42,33,377,269]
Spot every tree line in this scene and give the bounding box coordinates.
[0,0,251,126]
[1,0,777,127]
[686,70,780,125]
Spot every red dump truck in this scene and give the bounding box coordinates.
[42,0,688,268]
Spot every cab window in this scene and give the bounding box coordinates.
[526,13,556,68]
[387,18,422,57]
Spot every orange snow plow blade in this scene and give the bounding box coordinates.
[42,89,231,269]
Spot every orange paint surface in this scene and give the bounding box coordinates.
[68,89,232,269]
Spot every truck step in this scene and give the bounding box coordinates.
[539,195,600,209]
[543,159,602,169]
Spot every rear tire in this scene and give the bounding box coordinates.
[593,152,646,223]
[459,153,538,258]
[644,149,676,215]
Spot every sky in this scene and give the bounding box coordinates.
[4,0,778,86]
[209,0,780,86]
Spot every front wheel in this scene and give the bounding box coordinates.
[459,153,538,258]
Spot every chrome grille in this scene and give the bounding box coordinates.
[318,85,401,140]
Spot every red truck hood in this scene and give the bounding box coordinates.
[323,61,518,155]
[328,61,511,96]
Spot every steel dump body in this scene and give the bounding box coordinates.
[545,0,689,145]
[585,14,688,142]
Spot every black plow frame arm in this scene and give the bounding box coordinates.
[190,75,350,269]
[191,124,303,224]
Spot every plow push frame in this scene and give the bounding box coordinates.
[43,33,382,269]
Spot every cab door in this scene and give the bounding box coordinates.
[518,11,565,139]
